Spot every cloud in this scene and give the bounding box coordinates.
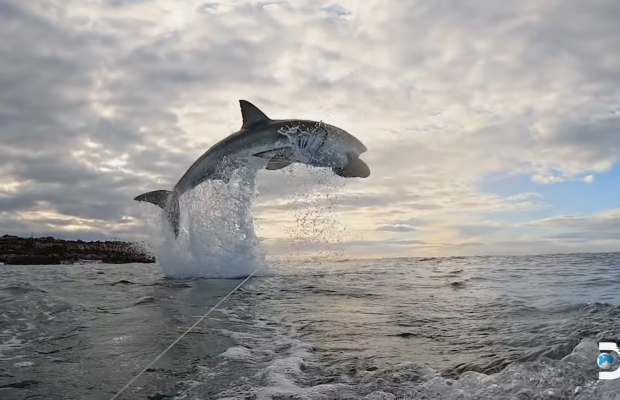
[524,209,620,242]
[448,223,505,238]
[0,0,619,257]
[376,224,417,233]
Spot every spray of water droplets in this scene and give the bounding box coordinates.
[266,164,351,264]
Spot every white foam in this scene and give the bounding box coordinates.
[365,392,396,400]
[189,285,620,400]
[138,164,268,279]
[218,346,259,363]
[174,285,350,400]
[351,338,614,399]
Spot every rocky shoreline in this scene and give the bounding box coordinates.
[0,235,154,265]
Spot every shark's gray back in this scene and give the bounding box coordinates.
[171,100,366,195]
[171,125,280,194]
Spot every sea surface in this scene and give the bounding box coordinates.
[1,253,620,399]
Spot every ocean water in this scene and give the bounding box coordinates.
[2,166,619,399]
[2,253,620,400]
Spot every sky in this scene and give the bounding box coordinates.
[0,0,619,258]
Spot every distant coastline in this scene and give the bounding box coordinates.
[0,234,154,265]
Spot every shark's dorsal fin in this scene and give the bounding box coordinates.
[239,100,270,129]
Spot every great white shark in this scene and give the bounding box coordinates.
[134,99,370,237]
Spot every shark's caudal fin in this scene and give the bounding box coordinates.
[134,190,181,238]
[134,190,171,208]
[239,100,271,129]
[333,153,371,178]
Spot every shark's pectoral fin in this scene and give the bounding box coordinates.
[333,154,370,178]
[253,147,294,159]
[266,158,293,170]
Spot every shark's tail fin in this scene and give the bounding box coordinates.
[134,189,181,237]
[134,190,171,209]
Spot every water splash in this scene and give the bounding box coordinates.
[140,164,268,279]
[136,158,353,278]
[265,164,349,265]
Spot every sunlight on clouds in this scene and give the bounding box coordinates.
[153,0,192,32]
[0,0,619,256]
[532,175,565,184]
[90,76,116,118]
[0,181,21,194]
[71,149,130,173]
[70,147,163,185]
[19,210,85,221]
[16,210,96,231]
[84,139,101,149]
[7,209,142,235]
[102,154,129,169]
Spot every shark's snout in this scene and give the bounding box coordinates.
[325,125,367,155]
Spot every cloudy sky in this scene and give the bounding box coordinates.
[1,0,619,258]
